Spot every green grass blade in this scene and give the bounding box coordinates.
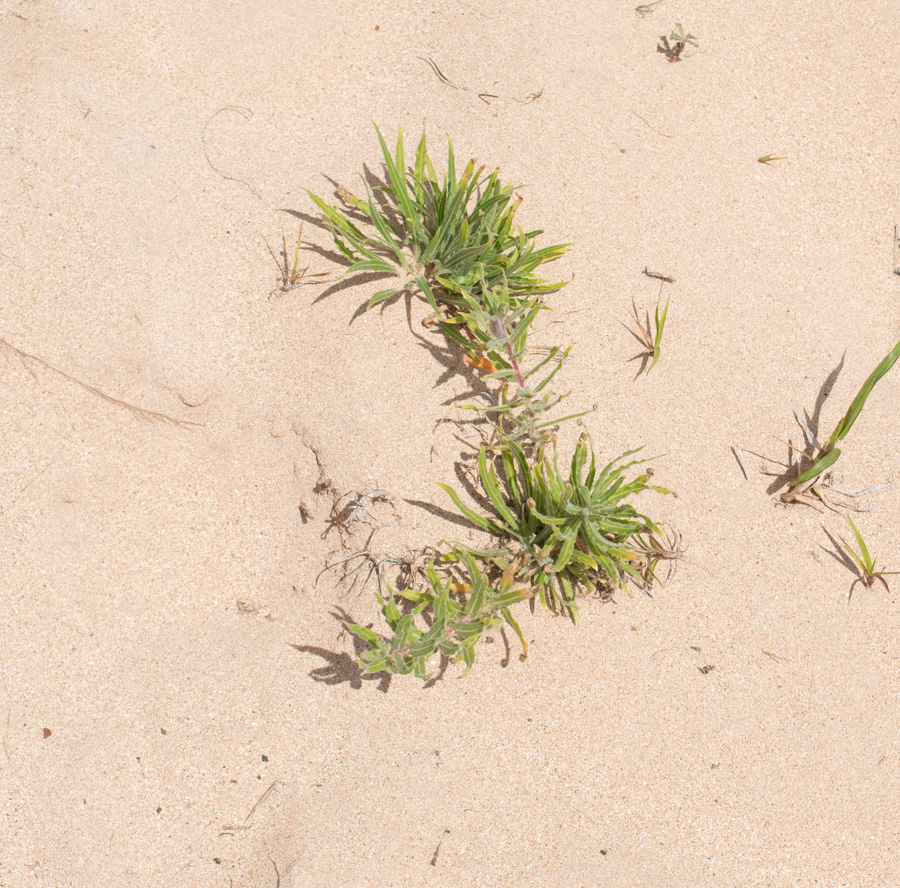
[478,448,521,531]
[647,295,669,374]
[826,339,900,449]
[788,447,841,488]
[847,516,873,571]
[436,482,507,536]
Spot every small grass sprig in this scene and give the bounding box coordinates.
[265,224,327,294]
[631,524,683,589]
[438,434,673,618]
[837,516,898,596]
[657,24,698,61]
[344,550,531,679]
[783,339,900,503]
[624,283,670,375]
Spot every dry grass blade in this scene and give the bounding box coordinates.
[265,223,329,294]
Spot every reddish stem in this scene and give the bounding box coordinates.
[506,342,525,389]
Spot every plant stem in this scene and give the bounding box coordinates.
[506,341,525,389]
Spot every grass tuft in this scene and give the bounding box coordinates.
[838,516,898,597]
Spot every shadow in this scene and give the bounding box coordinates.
[498,625,511,668]
[804,352,845,444]
[290,607,392,693]
[621,302,652,380]
[819,523,863,603]
[764,354,846,496]
[764,439,802,496]
[403,497,479,531]
[411,326,488,394]
[627,350,651,381]
[320,274,401,312]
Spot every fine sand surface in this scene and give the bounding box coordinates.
[3,1,900,885]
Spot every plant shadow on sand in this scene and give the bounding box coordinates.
[291,608,393,693]
[765,354,845,495]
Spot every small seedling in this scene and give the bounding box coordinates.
[657,24,698,62]
[837,516,898,596]
[782,339,900,505]
[265,224,327,295]
[632,524,683,589]
[758,154,786,164]
[624,282,669,375]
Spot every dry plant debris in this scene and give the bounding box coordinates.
[264,223,329,296]
[624,282,670,376]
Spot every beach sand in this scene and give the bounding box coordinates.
[2,1,900,885]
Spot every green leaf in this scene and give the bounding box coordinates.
[437,482,507,536]
[788,447,841,488]
[847,516,873,572]
[647,295,669,374]
[367,287,405,308]
[826,339,900,449]
[344,622,380,645]
[478,448,521,531]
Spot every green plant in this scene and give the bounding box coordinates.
[657,24,698,61]
[308,126,671,679]
[758,154,786,164]
[670,23,698,46]
[462,341,593,452]
[438,434,672,618]
[345,550,531,679]
[624,284,669,375]
[837,516,898,595]
[784,339,900,502]
[307,125,570,324]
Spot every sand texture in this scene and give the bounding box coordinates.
[3,1,900,885]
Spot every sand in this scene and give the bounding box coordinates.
[2,1,900,885]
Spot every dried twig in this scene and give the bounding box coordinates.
[635,0,663,15]
[732,444,749,480]
[642,266,676,283]
[323,487,396,543]
[220,779,281,835]
[419,54,541,105]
